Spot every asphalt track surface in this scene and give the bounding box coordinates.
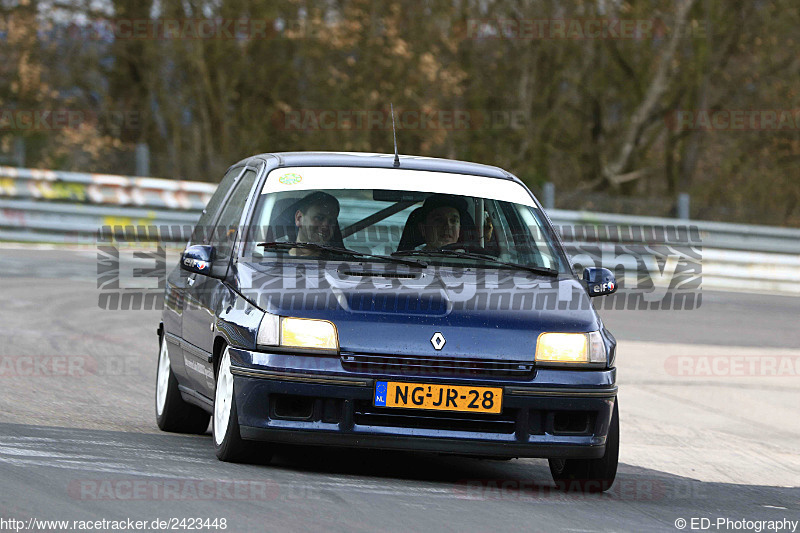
[1,247,798,532]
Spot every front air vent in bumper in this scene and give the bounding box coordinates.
[341,353,534,379]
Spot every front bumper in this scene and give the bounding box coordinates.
[228,348,616,459]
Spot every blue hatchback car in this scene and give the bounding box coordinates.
[156,152,619,492]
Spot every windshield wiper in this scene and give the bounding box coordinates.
[392,249,558,277]
[258,242,428,268]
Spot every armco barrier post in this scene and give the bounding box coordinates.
[14,138,25,168]
[135,143,150,177]
[677,193,690,220]
[543,182,555,210]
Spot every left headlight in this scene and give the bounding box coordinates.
[535,331,606,365]
[257,313,339,352]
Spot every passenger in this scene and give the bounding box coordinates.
[290,191,341,256]
[417,194,493,250]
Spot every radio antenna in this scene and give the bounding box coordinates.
[391,103,400,168]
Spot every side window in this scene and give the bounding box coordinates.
[211,169,258,264]
[190,166,243,245]
[507,203,557,269]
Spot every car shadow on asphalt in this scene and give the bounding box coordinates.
[1,422,797,528]
[261,442,799,509]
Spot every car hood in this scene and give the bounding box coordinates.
[236,261,600,360]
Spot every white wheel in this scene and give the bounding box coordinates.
[154,334,210,434]
[212,345,268,462]
[156,337,170,416]
[213,348,234,446]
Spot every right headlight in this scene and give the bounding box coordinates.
[535,331,606,365]
[257,313,339,352]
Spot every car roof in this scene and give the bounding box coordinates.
[235,151,516,181]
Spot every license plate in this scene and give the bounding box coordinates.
[374,381,503,414]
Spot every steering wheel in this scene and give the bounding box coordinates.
[438,242,497,256]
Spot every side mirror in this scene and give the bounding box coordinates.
[583,267,617,297]
[180,245,214,276]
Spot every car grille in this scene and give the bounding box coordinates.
[346,292,448,315]
[353,401,517,434]
[341,353,534,379]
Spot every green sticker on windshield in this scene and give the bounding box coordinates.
[278,173,303,185]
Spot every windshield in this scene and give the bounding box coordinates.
[242,167,566,273]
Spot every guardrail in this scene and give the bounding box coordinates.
[0,166,215,210]
[549,209,800,255]
[0,165,798,295]
[0,165,213,243]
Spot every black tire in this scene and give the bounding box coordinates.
[155,336,210,434]
[549,399,619,493]
[212,347,269,463]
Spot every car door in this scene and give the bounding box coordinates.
[182,167,259,397]
[176,165,244,391]
[162,263,192,385]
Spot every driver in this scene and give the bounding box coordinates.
[291,191,340,256]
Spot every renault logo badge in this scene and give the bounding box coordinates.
[430,332,446,350]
